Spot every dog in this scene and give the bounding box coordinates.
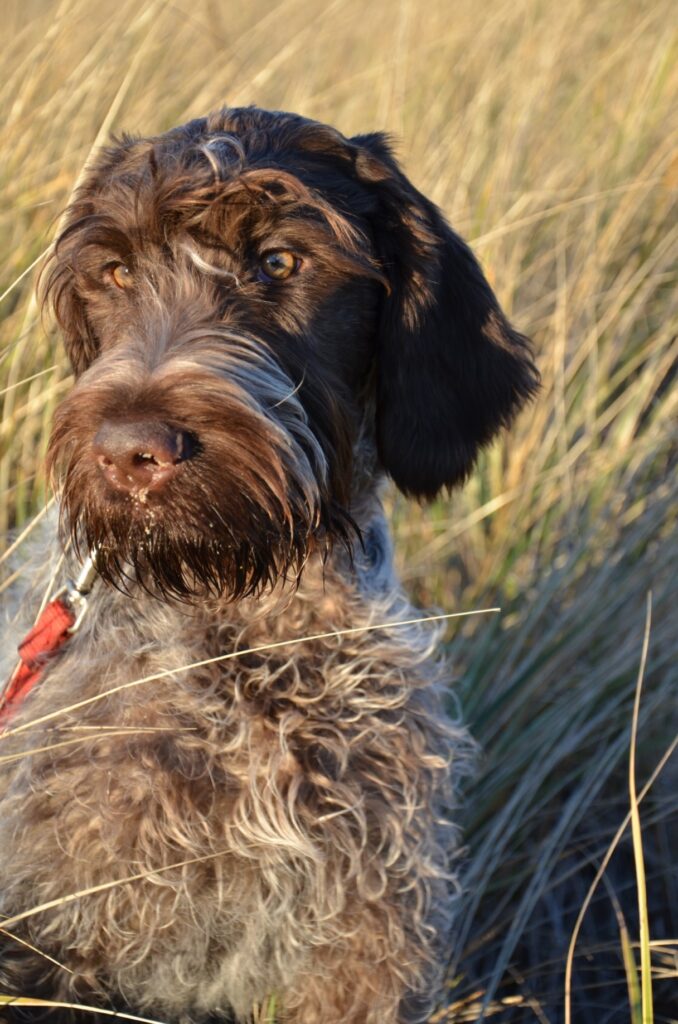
[0,106,538,1024]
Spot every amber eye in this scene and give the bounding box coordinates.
[259,250,299,281]
[109,263,133,290]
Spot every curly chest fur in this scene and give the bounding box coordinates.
[0,555,457,1018]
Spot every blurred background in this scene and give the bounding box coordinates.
[1,0,676,1020]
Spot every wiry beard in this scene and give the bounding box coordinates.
[58,479,342,602]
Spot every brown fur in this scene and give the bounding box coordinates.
[0,106,538,1023]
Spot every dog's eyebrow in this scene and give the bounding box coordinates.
[204,168,365,252]
[55,214,132,256]
[178,240,241,286]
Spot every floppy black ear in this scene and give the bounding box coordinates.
[351,132,539,499]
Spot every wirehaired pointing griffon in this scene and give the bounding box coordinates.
[0,107,538,1023]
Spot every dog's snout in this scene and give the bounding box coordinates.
[93,420,196,494]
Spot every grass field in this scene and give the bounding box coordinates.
[1,0,677,1020]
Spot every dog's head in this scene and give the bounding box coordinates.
[44,106,538,600]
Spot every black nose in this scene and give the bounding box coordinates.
[93,420,197,495]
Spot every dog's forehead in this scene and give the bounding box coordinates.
[74,108,374,247]
[92,109,355,198]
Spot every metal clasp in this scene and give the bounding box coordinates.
[56,550,100,634]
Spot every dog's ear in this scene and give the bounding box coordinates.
[351,132,539,499]
[41,243,98,377]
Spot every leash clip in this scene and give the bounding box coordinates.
[58,550,99,634]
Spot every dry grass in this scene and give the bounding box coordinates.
[1,0,677,1019]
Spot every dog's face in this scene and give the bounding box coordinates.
[45,107,538,600]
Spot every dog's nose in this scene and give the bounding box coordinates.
[93,420,196,494]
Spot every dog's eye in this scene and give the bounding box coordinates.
[108,263,134,290]
[259,251,299,281]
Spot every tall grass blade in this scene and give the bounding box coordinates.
[629,594,654,1023]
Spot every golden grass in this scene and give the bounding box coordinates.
[1,0,677,1019]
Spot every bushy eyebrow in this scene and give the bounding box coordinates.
[54,215,134,258]
[53,164,367,253]
[178,239,241,286]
